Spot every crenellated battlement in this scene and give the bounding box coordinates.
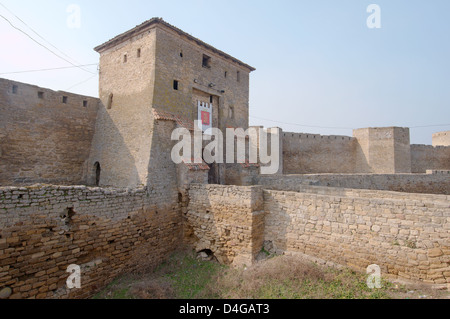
[0,78,100,186]
[432,130,450,147]
[283,131,354,141]
[0,78,99,109]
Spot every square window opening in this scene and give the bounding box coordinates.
[229,106,235,119]
[83,100,88,107]
[12,85,18,94]
[107,93,113,109]
[202,54,211,69]
[38,91,44,99]
[62,96,68,104]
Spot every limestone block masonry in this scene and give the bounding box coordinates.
[411,144,450,173]
[0,79,100,186]
[263,185,449,285]
[184,183,449,285]
[90,18,255,188]
[1,17,450,299]
[0,185,181,299]
[184,184,265,267]
[255,173,450,195]
[433,131,450,147]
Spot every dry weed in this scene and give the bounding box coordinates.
[129,278,175,299]
[211,255,326,298]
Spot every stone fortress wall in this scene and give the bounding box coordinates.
[0,79,100,186]
[282,126,450,175]
[432,131,450,147]
[0,185,180,299]
[0,18,449,299]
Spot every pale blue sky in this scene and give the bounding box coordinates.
[1,0,449,144]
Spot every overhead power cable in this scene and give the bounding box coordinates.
[249,115,354,130]
[250,116,450,131]
[0,9,96,75]
[0,2,80,64]
[0,64,98,75]
[409,124,450,129]
[65,74,97,91]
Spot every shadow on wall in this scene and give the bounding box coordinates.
[262,190,290,255]
[0,79,100,186]
[146,118,179,203]
[354,142,372,173]
[183,191,235,265]
[85,104,140,188]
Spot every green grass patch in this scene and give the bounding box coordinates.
[93,250,448,300]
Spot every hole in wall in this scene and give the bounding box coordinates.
[67,207,76,218]
[60,207,76,225]
[197,249,217,262]
[202,54,211,68]
[94,162,101,186]
[107,93,113,110]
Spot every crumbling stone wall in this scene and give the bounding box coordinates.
[263,186,449,284]
[0,185,181,299]
[184,184,264,267]
[255,173,450,195]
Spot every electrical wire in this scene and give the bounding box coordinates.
[410,124,450,129]
[0,11,96,75]
[0,2,80,64]
[249,115,354,130]
[0,64,98,75]
[65,74,97,91]
[250,116,450,131]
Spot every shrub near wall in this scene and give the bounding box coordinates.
[0,185,181,299]
[263,186,450,284]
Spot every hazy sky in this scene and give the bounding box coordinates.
[1,0,449,144]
